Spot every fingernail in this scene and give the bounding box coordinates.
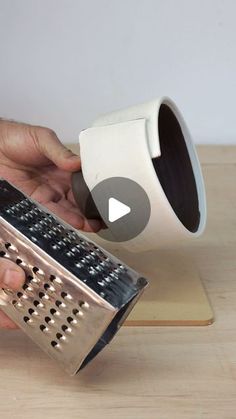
[3,269,23,288]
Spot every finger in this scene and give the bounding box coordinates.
[0,311,18,329]
[32,126,81,172]
[56,197,75,210]
[30,183,62,204]
[0,258,25,290]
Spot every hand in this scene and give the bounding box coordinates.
[0,120,101,328]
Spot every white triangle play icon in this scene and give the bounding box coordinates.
[108,197,131,223]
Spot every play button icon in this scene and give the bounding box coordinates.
[108,198,131,222]
[80,177,151,243]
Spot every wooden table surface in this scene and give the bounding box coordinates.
[0,145,235,419]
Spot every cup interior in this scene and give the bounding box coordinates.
[152,103,200,233]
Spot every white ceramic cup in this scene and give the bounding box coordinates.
[77,97,207,252]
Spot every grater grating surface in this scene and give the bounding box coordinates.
[0,179,148,375]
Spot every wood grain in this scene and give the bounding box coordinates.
[0,145,235,419]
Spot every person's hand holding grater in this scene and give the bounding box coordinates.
[0,120,102,328]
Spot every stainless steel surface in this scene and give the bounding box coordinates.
[0,179,148,375]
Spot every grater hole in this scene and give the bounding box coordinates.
[28,308,34,315]
[67,316,74,324]
[31,236,38,243]
[56,332,63,340]
[44,283,50,291]
[32,266,39,274]
[61,324,69,332]
[22,283,28,291]
[51,340,58,348]
[23,316,30,323]
[39,292,46,299]
[55,300,64,308]
[33,300,40,307]
[0,250,6,257]
[61,292,67,299]
[16,258,23,265]
[72,308,79,316]
[12,299,17,305]
[50,308,57,316]
[78,300,89,309]
[50,275,62,286]
[45,316,51,323]
[40,324,48,333]
[17,292,23,298]
[5,242,11,250]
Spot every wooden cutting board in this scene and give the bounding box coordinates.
[83,236,213,326]
[123,248,213,326]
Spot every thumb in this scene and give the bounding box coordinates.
[0,258,25,290]
[32,126,81,172]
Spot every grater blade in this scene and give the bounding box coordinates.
[0,179,148,375]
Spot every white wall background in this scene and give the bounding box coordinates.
[0,0,235,145]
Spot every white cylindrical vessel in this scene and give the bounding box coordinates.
[77,97,207,251]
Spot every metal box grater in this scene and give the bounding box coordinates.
[0,179,148,375]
